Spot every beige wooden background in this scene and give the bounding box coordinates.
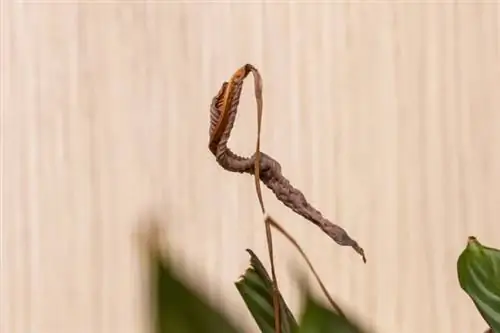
[2,1,500,333]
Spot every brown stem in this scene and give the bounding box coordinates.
[265,215,346,317]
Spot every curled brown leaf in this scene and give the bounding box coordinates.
[208,64,366,262]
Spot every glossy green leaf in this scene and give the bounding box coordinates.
[457,236,500,333]
[235,249,299,333]
[149,244,243,333]
[297,294,369,333]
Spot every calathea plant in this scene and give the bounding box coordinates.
[147,65,499,333]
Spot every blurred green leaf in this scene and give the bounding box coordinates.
[457,236,500,333]
[235,249,299,333]
[297,294,369,333]
[150,244,243,333]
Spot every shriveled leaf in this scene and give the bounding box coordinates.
[235,249,298,333]
[457,236,500,333]
[149,244,242,333]
[297,294,369,333]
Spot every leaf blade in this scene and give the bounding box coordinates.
[457,237,500,333]
[149,243,243,333]
[235,249,299,333]
[296,291,370,333]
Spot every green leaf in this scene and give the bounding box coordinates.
[457,236,500,333]
[149,244,243,333]
[297,294,369,333]
[235,249,299,333]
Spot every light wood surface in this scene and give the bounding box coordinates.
[2,1,500,333]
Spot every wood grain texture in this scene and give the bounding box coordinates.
[2,1,500,333]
